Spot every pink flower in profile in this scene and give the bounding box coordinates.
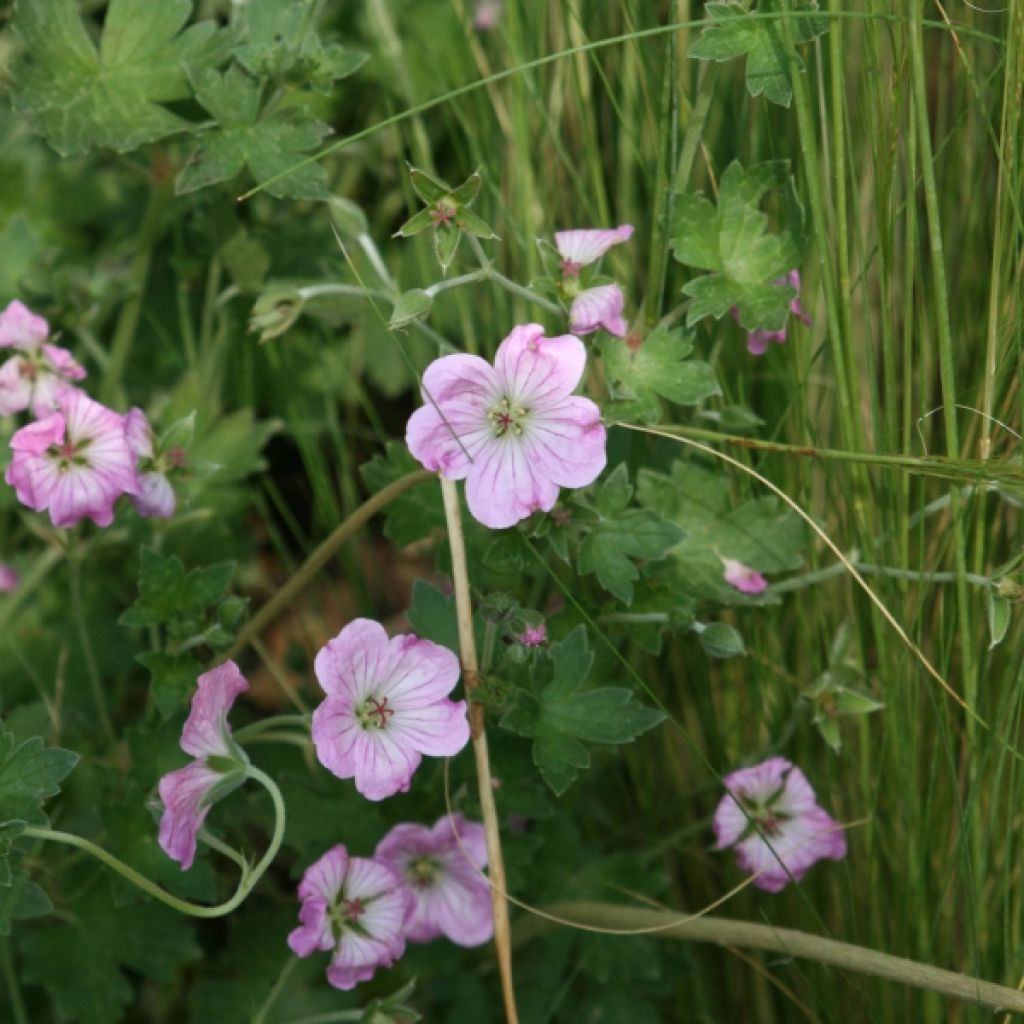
[406,323,607,529]
[376,813,493,947]
[735,270,811,356]
[713,757,846,892]
[5,391,138,528]
[0,564,17,593]
[721,557,767,595]
[0,300,48,350]
[554,225,634,338]
[0,343,86,418]
[158,661,250,871]
[125,408,176,519]
[311,619,470,801]
[288,844,413,990]
[517,623,547,647]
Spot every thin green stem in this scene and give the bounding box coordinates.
[0,940,28,1024]
[527,903,1024,1015]
[235,714,312,742]
[21,765,285,919]
[224,470,433,662]
[250,955,299,1024]
[467,236,563,315]
[68,537,115,746]
[670,62,718,195]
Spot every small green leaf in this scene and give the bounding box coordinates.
[393,206,436,239]
[456,206,499,240]
[408,165,451,204]
[688,0,828,107]
[988,591,1012,649]
[832,689,884,715]
[433,224,462,273]
[0,871,52,935]
[699,622,746,658]
[137,651,202,719]
[448,171,482,206]
[389,289,434,330]
[0,718,78,830]
[360,443,444,546]
[12,0,231,155]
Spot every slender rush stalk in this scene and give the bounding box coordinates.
[536,903,1024,1015]
[439,477,519,1024]
[22,765,285,919]
[223,470,433,662]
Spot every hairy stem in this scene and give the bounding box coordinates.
[439,477,519,1024]
[22,765,285,919]
[224,470,433,662]
[534,903,1024,1015]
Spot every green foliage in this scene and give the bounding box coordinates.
[12,0,230,155]
[688,0,828,107]
[177,64,332,199]
[638,460,805,604]
[501,627,664,794]
[576,465,684,604]
[22,894,199,1024]
[360,443,445,546]
[601,325,720,424]
[0,870,53,935]
[669,160,805,329]
[389,288,434,330]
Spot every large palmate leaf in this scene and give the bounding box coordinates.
[12,0,229,155]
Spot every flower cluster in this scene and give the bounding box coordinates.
[713,757,846,891]
[290,813,493,990]
[734,270,811,356]
[1,299,183,529]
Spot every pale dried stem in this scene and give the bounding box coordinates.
[439,477,519,1024]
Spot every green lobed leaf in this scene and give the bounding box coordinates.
[12,0,231,156]
[602,325,720,424]
[0,718,78,831]
[0,870,52,935]
[136,651,202,719]
[120,549,235,627]
[177,64,332,199]
[359,442,445,546]
[688,0,828,107]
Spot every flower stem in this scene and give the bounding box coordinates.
[250,954,299,1024]
[467,235,563,316]
[68,536,115,747]
[21,765,286,919]
[533,903,1024,1015]
[224,470,433,662]
[439,477,519,1024]
[0,940,28,1024]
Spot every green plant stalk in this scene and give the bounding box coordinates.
[530,903,1024,1014]
[223,470,433,662]
[251,955,299,1024]
[102,183,170,405]
[439,477,519,1024]
[22,765,285,919]
[0,940,28,1024]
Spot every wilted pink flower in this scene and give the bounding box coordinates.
[5,391,138,528]
[311,619,470,801]
[0,300,48,350]
[713,756,846,892]
[722,557,767,595]
[735,270,811,356]
[158,661,250,871]
[406,323,607,529]
[473,0,502,30]
[288,844,413,990]
[554,225,634,338]
[125,408,176,519]
[376,813,493,947]
[0,343,86,418]
[518,623,547,647]
[0,564,17,593]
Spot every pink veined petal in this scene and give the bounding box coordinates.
[61,390,122,443]
[493,325,588,405]
[421,865,494,946]
[569,284,628,337]
[287,896,333,956]
[311,696,363,780]
[722,558,768,595]
[522,397,606,489]
[381,634,461,707]
[180,661,249,759]
[554,224,635,266]
[41,344,86,382]
[10,412,64,456]
[313,618,394,702]
[464,436,561,529]
[124,407,155,458]
[298,844,350,904]
[134,471,176,519]
[5,449,60,513]
[405,400,494,479]
[733,808,847,892]
[386,698,470,759]
[433,813,489,868]
[0,300,48,350]
[351,728,422,801]
[344,856,405,905]
[0,356,32,415]
[420,351,499,407]
[47,465,122,528]
[29,375,81,419]
[325,960,377,991]
[157,760,222,871]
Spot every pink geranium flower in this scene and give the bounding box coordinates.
[125,408,177,519]
[0,343,86,418]
[554,225,634,338]
[735,270,811,356]
[5,391,138,528]
[375,813,493,947]
[288,844,413,990]
[721,557,768,595]
[0,564,17,593]
[311,619,470,801]
[158,661,250,871]
[405,323,607,529]
[0,300,49,350]
[713,756,846,892]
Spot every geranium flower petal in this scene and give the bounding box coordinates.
[554,224,634,266]
[180,661,249,759]
[494,324,587,404]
